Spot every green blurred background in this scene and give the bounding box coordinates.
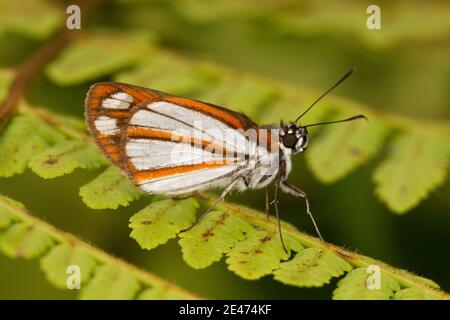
[0,0,449,299]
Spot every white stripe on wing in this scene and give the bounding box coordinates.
[126,139,244,170]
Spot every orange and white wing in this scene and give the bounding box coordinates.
[85,82,260,195]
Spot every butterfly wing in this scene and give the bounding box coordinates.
[85,82,259,195]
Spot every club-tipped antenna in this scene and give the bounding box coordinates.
[295,68,355,123]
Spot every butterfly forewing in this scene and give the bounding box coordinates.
[85,82,261,195]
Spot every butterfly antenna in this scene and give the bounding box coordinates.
[295,68,355,123]
[304,114,367,128]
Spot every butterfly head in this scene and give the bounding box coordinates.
[280,121,309,154]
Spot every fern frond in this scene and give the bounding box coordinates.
[40,244,97,289]
[45,34,153,86]
[130,197,198,251]
[333,268,400,300]
[79,166,141,209]
[0,114,66,177]
[29,140,107,179]
[125,194,449,300]
[0,223,54,259]
[226,228,303,280]
[79,264,141,300]
[373,130,450,213]
[274,247,352,288]
[306,114,390,184]
[179,209,252,269]
[0,194,201,299]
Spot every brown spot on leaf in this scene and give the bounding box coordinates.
[45,157,57,165]
[200,212,228,240]
[141,220,152,225]
[254,249,263,254]
[260,235,272,243]
[202,230,214,238]
[398,185,407,195]
[347,147,364,158]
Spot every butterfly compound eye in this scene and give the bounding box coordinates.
[282,134,298,148]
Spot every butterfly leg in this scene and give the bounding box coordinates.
[182,176,244,232]
[273,177,288,253]
[280,180,324,242]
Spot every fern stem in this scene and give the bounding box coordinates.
[0,195,203,299]
[196,193,450,300]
